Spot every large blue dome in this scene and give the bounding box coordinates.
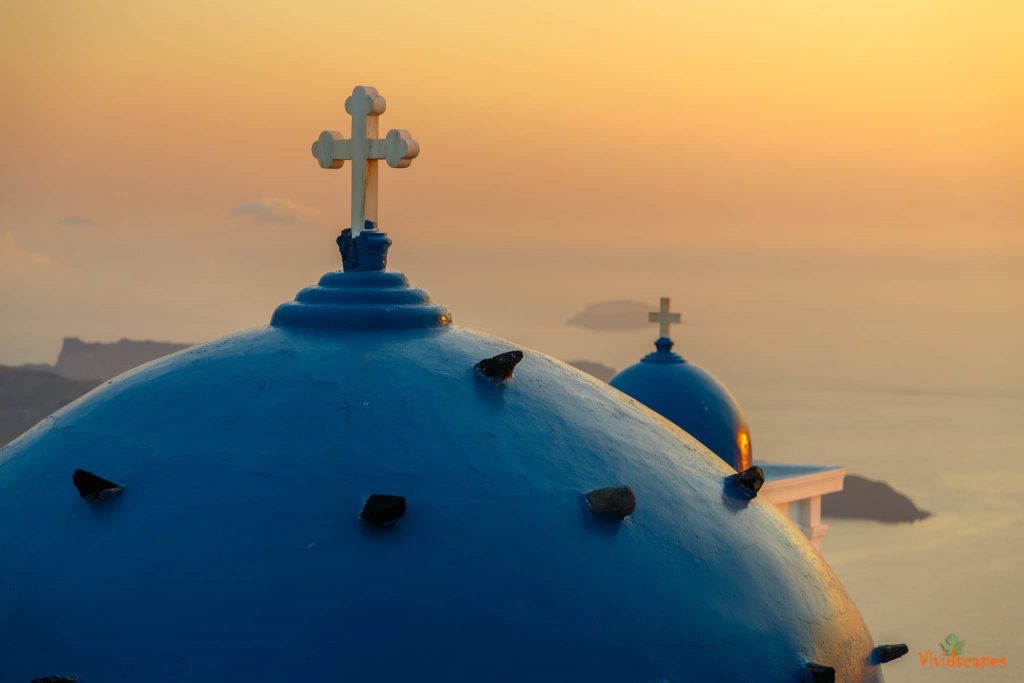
[611,336,752,471]
[0,263,884,682]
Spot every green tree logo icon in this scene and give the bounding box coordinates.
[940,634,966,656]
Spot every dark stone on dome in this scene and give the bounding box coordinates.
[805,662,836,682]
[32,677,77,683]
[72,469,122,503]
[873,643,909,664]
[361,494,406,525]
[729,466,765,499]
[475,350,524,382]
[586,486,637,519]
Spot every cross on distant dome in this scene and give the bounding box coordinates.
[311,86,420,237]
[649,297,681,338]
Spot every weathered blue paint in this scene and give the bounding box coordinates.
[610,336,752,471]
[0,269,881,682]
[270,269,451,331]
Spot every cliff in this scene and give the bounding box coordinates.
[1,337,192,447]
[0,366,99,446]
[53,337,190,381]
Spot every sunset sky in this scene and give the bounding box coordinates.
[1,0,1021,363]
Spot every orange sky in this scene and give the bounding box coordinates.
[1,0,1021,362]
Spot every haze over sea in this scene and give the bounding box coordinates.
[404,242,1022,683]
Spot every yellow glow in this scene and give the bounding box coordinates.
[0,0,1020,363]
[1,0,1020,248]
[737,429,752,471]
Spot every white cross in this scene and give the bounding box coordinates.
[311,86,420,237]
[649,297,681,338]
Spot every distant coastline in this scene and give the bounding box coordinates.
[823,474,931,524]
[1,337,191,447]
[567,300,651,331]
[567,360,617,382]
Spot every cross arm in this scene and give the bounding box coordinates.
[375,129,420,168]
[312,131,351,169]
[312,129,420,169]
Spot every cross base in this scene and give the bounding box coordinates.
[337,221,392,271]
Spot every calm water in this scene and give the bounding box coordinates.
[399,244,1024,681]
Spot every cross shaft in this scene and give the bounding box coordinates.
[311,86,419,237]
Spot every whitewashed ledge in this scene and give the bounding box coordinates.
[759,463,846,550]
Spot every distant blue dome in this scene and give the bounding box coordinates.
[611,336,752,471]
[0,255,880,681]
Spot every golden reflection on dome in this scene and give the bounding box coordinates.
[737,428,752,470]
